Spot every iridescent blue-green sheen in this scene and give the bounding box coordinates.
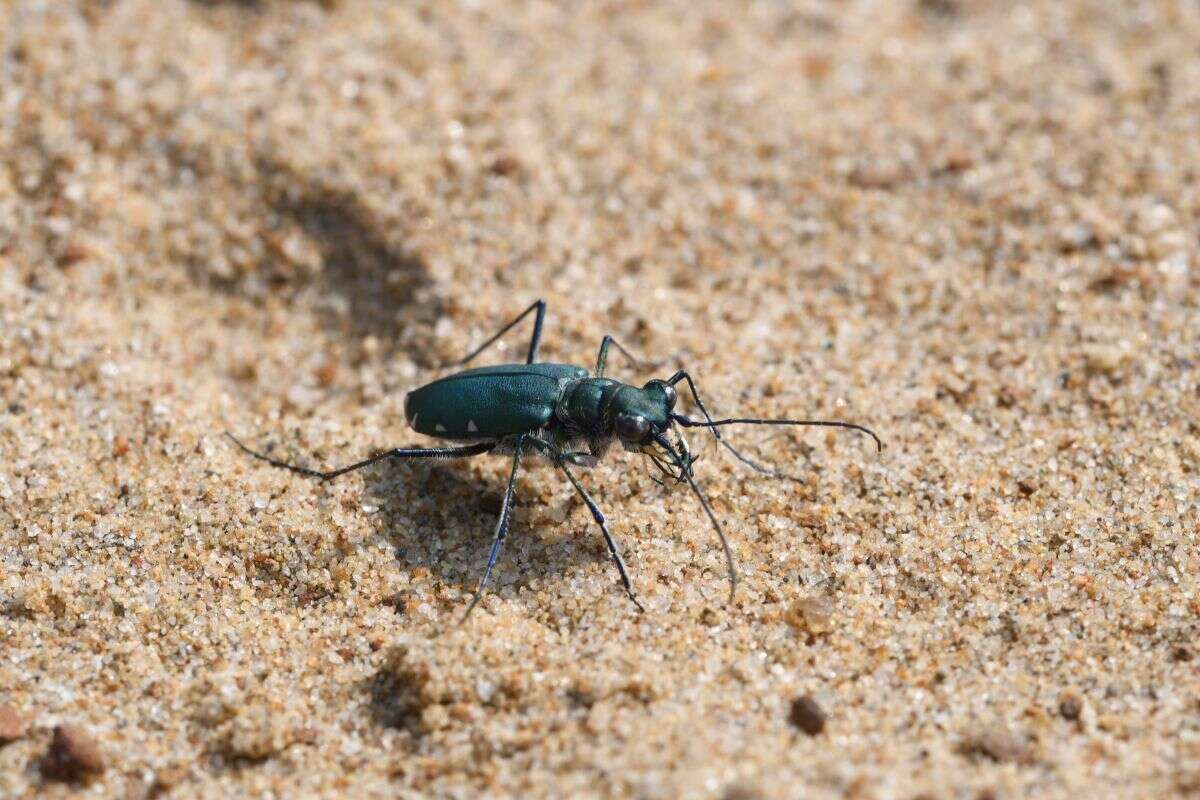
[403,363,587,439]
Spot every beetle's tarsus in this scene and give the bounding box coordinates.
[225,432,334,480]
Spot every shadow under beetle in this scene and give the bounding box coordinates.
[228,300,882,619]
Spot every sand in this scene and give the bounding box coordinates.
[1,0,1198,797]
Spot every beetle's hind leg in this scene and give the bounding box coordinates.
[226,433,495,480]
[444,299,546,368]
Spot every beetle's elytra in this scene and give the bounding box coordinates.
[229,300,881,619]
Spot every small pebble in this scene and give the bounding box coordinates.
[0,704,28,742]
[1059,693,1083,722]
[148,765,188,795]
[1083,344,1128,376]
[1058,224,1096,252]
[722,779,767,800]
[959,724,1030,764]
[788,695,826,736]
[475,679,497,704]
[313,359,338,387]
[489,154,522,176]
[42,724,106,781]
[787,595,834,634]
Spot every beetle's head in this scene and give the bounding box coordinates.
[609,379,698,481]
[610,379,678,445]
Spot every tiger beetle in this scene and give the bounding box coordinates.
[227,300,881,619]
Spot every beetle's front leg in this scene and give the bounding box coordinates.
[526,439,644,613]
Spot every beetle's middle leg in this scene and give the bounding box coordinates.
[462,433,527,621]
[593,334,645,378]
[558,451,598,468]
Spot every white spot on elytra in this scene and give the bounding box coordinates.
[409,412,419,428]
[467,419,478,432]
[435,423,447,432]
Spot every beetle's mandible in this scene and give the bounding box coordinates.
[228,300,882,619]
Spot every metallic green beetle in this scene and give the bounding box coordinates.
[229,300,881,618]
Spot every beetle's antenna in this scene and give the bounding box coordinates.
[652,432,737,603]
[663,368,881,481]
[672,414,883,453]
[668,370,799,480]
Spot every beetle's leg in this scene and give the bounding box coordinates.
[551,451,645,613]
[226,433,495,480]
[650,431,738,604]
[559,451,599,468]
[594,335,645,377]
[462,433,526,621]
[445,299,546,368]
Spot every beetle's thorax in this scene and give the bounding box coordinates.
[556,377,621,438]
[556,378,672,449]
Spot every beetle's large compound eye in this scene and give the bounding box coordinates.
[615,414,650,442]
[643,379,678,410]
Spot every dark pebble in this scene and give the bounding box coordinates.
[1059,693,1083,721]
[788,695,826,736]
[42,724,106,782]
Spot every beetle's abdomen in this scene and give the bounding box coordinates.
[404,363,587,439]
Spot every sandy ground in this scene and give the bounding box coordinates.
[2,1,1199,797]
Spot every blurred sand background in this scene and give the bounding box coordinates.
[2,0,1199,797]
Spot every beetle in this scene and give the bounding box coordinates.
[228,300,881,618]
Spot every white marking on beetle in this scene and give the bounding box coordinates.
[435,423,447,432]
[409,412,419,428]
[467,419,478,432]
